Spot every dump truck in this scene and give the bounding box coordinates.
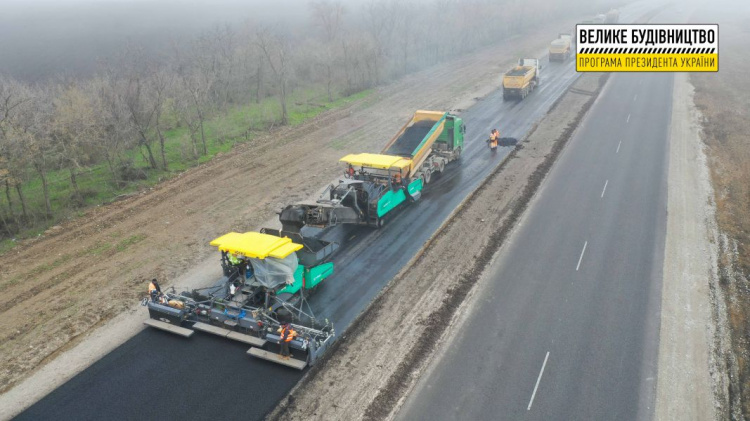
[605,9,620,23]
[142,230,338,370]
[503,58,541,100]
[549,33,573,62]
[279,110,465,232]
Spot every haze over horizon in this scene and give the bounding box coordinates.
[0,0,316,81]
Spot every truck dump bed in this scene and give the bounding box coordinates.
[380,110,447,177]
[503,66,535,89]
[384,120,435,157]
[506,67,532,77]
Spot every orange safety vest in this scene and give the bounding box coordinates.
[278,326,297,342]
[393,173,402,184]
[148,281,157,293]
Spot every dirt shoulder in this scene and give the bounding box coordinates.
[0,17,582,420]
[267,73,608,421]
[654,73,722,420]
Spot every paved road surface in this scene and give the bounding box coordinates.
[15,5,653,420]
[396,12,678,421]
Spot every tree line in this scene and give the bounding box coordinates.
[0,0,599,238]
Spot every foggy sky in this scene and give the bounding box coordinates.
[0,0,321,81]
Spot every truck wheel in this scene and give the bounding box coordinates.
[454,147,462,160]
[376,217,385,228]
[438,160,446,173]
[424,171,431,184]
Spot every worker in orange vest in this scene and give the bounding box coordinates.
[278,323,297,359]
[148,279,161,302]
[487,129,499,152]
[346,164,355,178]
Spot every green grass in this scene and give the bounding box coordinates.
[115,234,146,252]
[0,239,16,254]
[0,87,373,248]
[85,241,113,256]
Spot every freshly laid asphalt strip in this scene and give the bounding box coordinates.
[15,7,648,418]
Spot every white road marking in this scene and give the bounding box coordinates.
[633,94,638,101]
[616,141,622,154]
[576,241,588,271]
[600,180,609,198]
[527,351,550,411]
[626,113,631,123]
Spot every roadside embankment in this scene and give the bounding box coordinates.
[688,3,750,418]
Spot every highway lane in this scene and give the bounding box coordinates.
[15,5,651,420]
[395,30,675,421]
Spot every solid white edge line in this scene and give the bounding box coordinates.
[600,179,609,198]
[527,351,550,411]
[626,113,631,123]
[576,241,588,271]
[617,141,622,154]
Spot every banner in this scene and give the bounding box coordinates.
[576,24,718,72]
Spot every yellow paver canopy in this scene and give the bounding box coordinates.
[210,232,302,259]
[339,153,412,170]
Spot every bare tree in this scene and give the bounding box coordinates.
[51,82,102,203]
[9,85,55,219]
[256,27,293,125]
[309,1,346,102]
[116,46,160,169]
[0,77,35,223]
[91,72,134,185]
[150,65,174,169]
[175,66,212,157]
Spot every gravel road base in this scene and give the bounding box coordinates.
[267,73,608,421]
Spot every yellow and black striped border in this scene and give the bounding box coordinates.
[576,24,719,72]
[579,47,716,54]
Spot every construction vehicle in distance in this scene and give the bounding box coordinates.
[142,230,338,370]
[549,33,573,62]
[503,58,541,100]
[279,110,465,232]
[605,9,620,23]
